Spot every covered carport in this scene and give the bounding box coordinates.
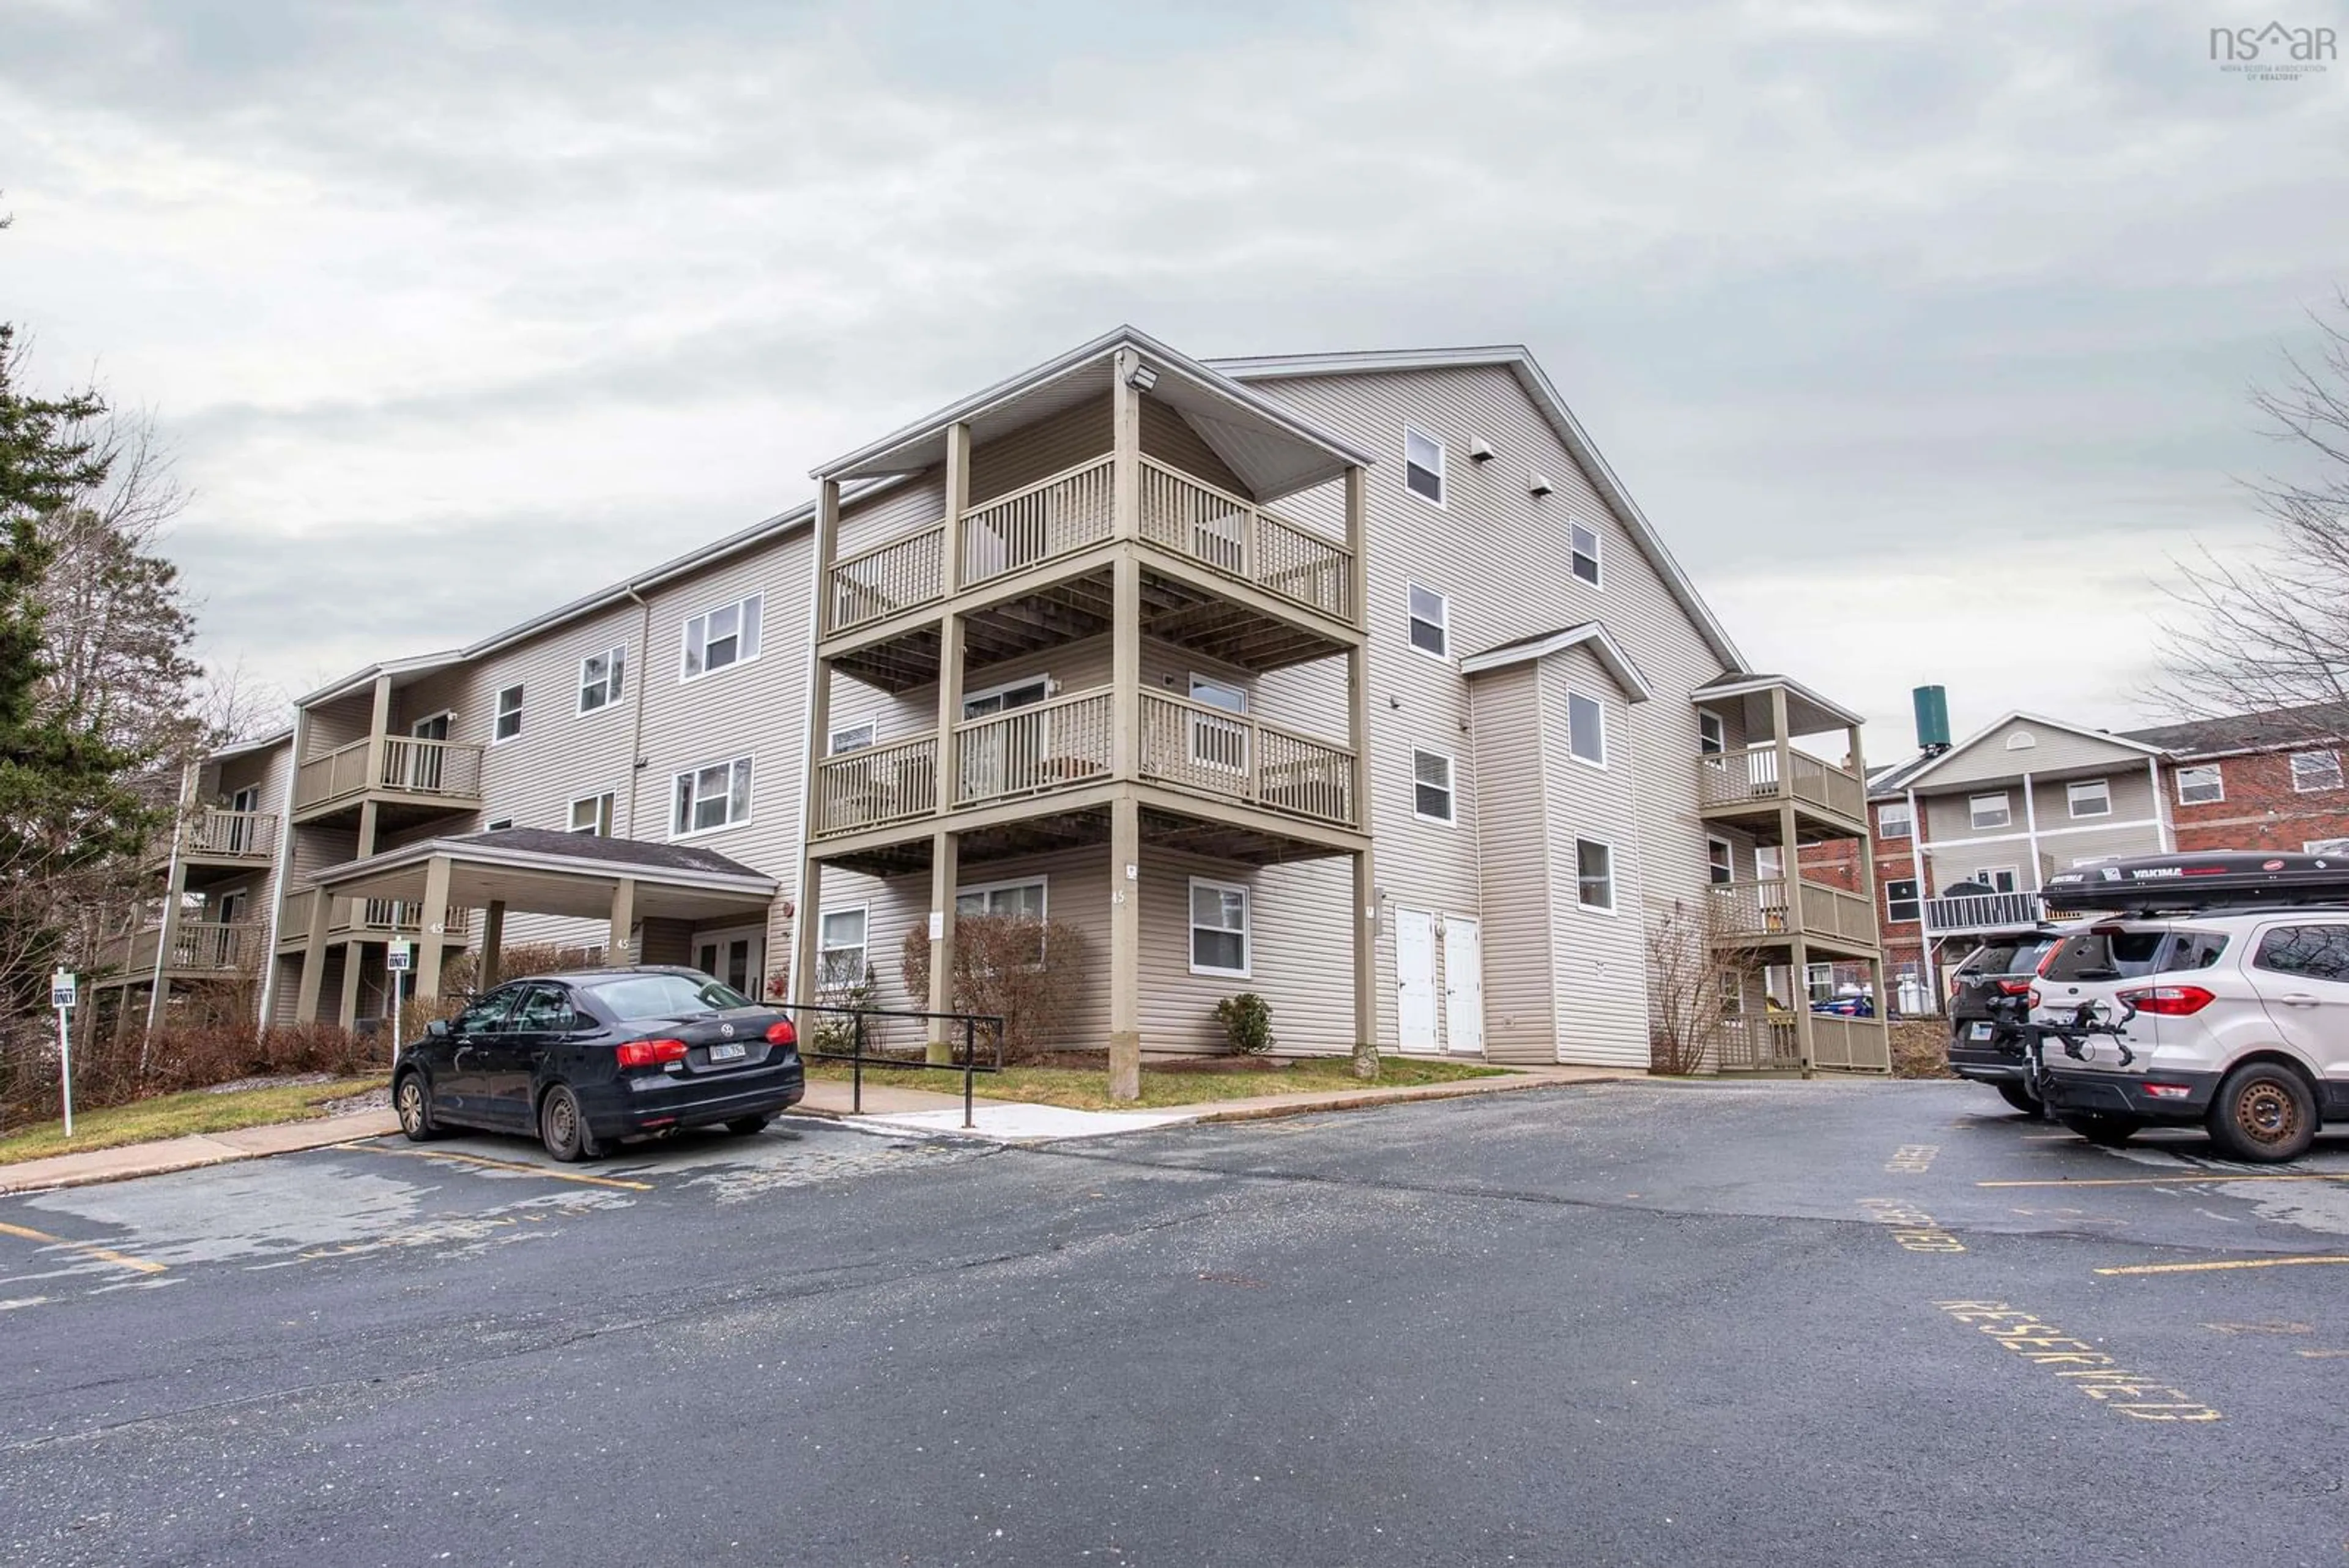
[298,827,777,1009]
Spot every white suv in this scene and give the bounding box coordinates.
[2030,912,2349,1162]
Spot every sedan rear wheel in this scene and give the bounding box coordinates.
[2206,1063,2317,1163]
[395,1071,437,1142]
[538,1084,606,1163]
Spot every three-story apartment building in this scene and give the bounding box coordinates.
[106,328,1888,1080]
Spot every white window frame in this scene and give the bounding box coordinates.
[815,904,870,995]
[954,877,1048,920]
[492,685,524,745]
[2175,763,2224,805]
[1403,425,1445,507]
[672,754,754,838]
[1406,581,1450,660]
[1412,748,1457,826]
[568,792,614,837]
[2066,777,2111,819]
[1575,837,1616,914]
[1186,673,1250,773]
[1978,866,2021,894]
[577,645,626,716]
[1705,836,1735,886]
[1566,689,1606,769]
[679,591,764,683]
[2305,838,2349,856]
[1969,792,2012,830]
[828,721,877,755]
[1877,802,1913,840]
[1187,876,1252,978]
[1885,877,1921,924]
[1569,522,1601,588]
[2291,749,2343,793]
[1696,709,1726,756]
[410,710,455,741]
[960,674,1050,718]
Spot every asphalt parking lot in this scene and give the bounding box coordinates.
[2,1079,2346,1567]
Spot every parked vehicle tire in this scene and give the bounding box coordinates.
[725,1115,770,1136]
[2205,1062,2318,1164]
[538,1084,606,1163]
[2059,1113,2142,1148]
[1996,1081,2039,1115]
[394,1071,438,1142]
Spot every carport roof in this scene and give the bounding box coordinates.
[309,828,777,923]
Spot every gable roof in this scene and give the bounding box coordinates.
[1208,344,1745,677]
[1458,621,1652,700]
[1887,709,2167,793]
[2123,700,2349,759]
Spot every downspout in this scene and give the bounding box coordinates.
[623,586,653,838]
[2020,770,2041,896]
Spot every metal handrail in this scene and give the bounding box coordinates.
[789,1003,1004,1130]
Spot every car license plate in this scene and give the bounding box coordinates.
[1969,1023,1994,1041]
[708,1042,748,1063]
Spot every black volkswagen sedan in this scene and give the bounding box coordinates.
[392,966,804,1161]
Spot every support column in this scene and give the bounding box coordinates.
[1351,847,1379,1080]
[1768,686,1810,1074]
[479,900,507,991]
[412,855,453,1018]
[1108,794,1141,1101]
[1111,350,1141,544]
[338,940,366,1030]
[145,860,188,1031]
[792,858,823,1009]
[927,830,960,1063]
[607,877,637,967]
[1110,352,1143,789]
[295,891,332,1022]
[933,420,970,825]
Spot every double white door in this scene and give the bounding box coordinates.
[1395,908,1483,1055]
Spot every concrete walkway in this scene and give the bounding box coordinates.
[0,1109,401,1195]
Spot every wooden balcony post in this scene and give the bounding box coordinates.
[926,830,959,1063]
[1112,552,1140,780]
[941,420,970,593]
[294,890,332,1022]
[1351,845,1379,1078]
[1344,463,1368,629]
[815,477,841,639]
[1111,349,1141,544]
[1107,794,1141,1102]
[414,854,454,1007]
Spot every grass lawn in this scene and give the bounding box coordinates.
[0,1076,389,1167]
[808,1055,1509,1112]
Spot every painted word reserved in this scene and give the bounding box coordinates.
[1934,1301,2222,1423]
[1858,1197,1964,1252]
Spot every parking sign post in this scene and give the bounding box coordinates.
[50,968,76,1137]
[385,941,412,1065]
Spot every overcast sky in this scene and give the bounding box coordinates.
[6,0,2347,754]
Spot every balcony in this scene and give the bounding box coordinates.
[1710,876,1880,954]
[292,735,484,825]
[178,808,278,863]
[116,920,270,979]
[1923,890,2046,936]
[1715,1011,1890,1074]
[1695,744,1867,836]
[823,453,1356,668]
[811,682,1358,849]
[278,887,476,947]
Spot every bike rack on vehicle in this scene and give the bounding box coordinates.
[788,1003,1006,1130]
[1986,994,2142,1104]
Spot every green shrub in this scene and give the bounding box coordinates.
[1213,992,1275,1055]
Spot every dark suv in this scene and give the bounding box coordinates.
[1946,928,2065,1111]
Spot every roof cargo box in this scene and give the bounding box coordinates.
[2043,851,2349,913]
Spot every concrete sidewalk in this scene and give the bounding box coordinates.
[0,1109,401,1196]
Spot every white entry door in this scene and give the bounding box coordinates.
[1443,916,1485,1056]
[694,927,767,1000]
[1395,907,1438,1052]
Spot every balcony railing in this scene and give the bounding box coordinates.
[822,451,1357,642]
[182,808,278,859]
[119,920,269,976]
[807,684,1359,841]
[278,887,475,943]
[1695,744,1866,824]
[1923,890,2046,935]
[1809,1013,1891,1072]
[1709,877,1879,948]
[1718,1014,1802,1071]
[294,735,484,814]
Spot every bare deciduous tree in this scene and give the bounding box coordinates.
[1645,894,1752,1076]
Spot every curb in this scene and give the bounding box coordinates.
[0,1117,400,1197]
[1186,1071,1607,1125]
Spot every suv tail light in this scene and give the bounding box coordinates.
[2026,987,2043,1008]
[2117,984,2216,1016]
[1994,979,2033,997]
[616,1037,689,1069]
[765,1018,798,1047]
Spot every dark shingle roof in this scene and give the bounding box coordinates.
[2121,701,2349,758]
[448,827,767,880]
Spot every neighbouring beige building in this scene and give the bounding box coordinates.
[97,328,1888,1078]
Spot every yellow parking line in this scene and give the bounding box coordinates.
[2096,1255,2349,1276]
[1979,1173,2349,1188]
[0,1219,168,1276]
[366,1145,652,1191]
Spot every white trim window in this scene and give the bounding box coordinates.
[493,685,524,744]
[1567,691,1606,767]
[1969,792,2011,830]
[2175,763,2224,805]
[1412,748,1456,824]
[1404,426,1445,505]
[2306,838,2349,856]
[569,792,614,837]
[1575,839,1615,912]
[816,906,869,994]
[1706,836,1735,886]
[1189,877,1250,976]
[578,646,626,714]
[1697,709,1726,756]
[2291,749,2343,793]
[2066,778,2111,819]
[960,674,1048,717]
[485,817,514,831]
[956,878,1047,921]
[828,721,876,755]
[681,592,763,681]
[1979,866,2021,894]
[1877,802,1913,840]
[1569,522,1601,587]
[673,756,753,836]
[1885,877,1921,924]
[1406,582,1449,658]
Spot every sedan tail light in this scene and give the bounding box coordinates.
[2117,984,2216,1016]
[615,1037,689,1069]
[765,1017,798,1047]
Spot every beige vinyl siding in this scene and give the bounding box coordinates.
[1538,650,1649,1066]
[1469,663,1554,1062]
[2030,769,2159,830]
[1912,721,2155,789]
